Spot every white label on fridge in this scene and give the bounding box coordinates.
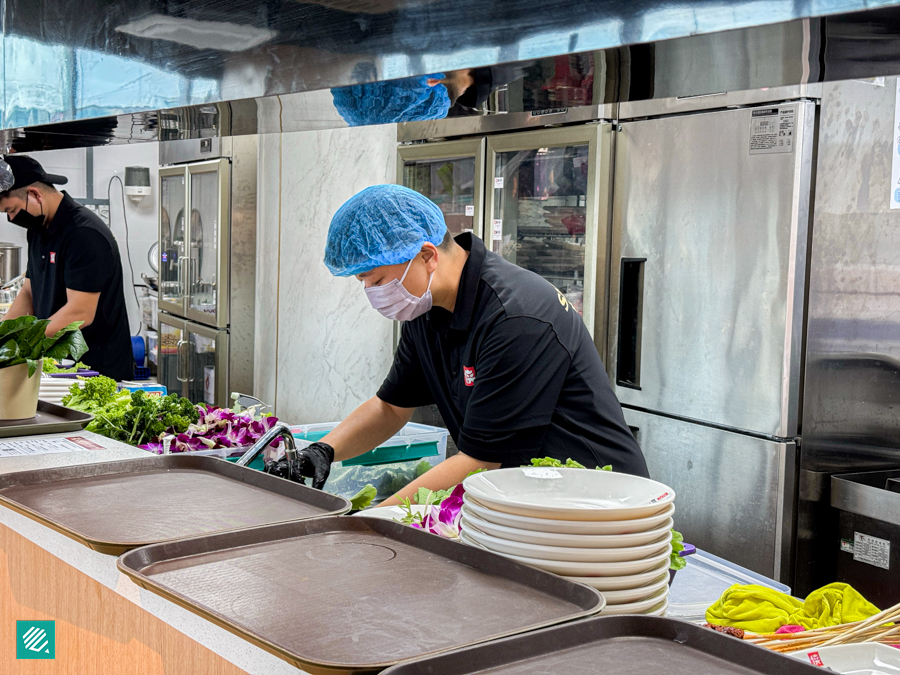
[853,532,890,570]
[891,79,900,209]
[750,105,795,154]
[494,177,504,189]
[523,468,562,479]
[491,219,503,241]
[204,366,216,405]
[465,205,475,217]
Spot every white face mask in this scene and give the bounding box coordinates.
[365,257,434,321]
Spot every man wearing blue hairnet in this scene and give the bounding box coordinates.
[271,185,648,498]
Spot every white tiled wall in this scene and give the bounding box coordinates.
[255,124,397,423]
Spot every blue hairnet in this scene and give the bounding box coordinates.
[331,74,450,127]
[325,185,447,277]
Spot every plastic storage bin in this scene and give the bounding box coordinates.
[291,421,449,466]
[667,549,791,623]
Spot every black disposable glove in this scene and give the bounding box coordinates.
[263,441,334,490]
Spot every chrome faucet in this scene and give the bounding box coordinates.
[235,422,298,468]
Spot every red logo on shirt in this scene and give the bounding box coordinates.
[463,366,476,386]
[49,252,56,263]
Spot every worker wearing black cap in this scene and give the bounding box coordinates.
[0,155,134,381]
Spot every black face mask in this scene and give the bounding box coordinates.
[10,193,45,230]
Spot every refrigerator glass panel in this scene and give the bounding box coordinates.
[610,103,814,436]
[403,156,477,235]
[159,173,186,309]
[492,144,589,316]
[188,170,220,320]
[158,320,184,398]
[187,329,218,405]
[623,407,795,581]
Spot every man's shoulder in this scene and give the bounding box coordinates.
[479,251,573,320]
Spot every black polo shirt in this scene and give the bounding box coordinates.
[26,193,134,381]
[377,233,649,476]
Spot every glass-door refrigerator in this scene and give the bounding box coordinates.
[397,138,486,238]
[157,137,257,406]
[486,124,614,353]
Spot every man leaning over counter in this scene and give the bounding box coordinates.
[0,155,134,381]
[269,185,648,503]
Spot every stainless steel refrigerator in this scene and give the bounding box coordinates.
[608,93,818,581]
[156,137,257,407]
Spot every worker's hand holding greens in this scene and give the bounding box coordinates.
[318,184,648,506]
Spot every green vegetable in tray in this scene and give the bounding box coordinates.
[350,484,377,511]
[527,457,612,471]
[0,316,88,377]
[43,358,91,374]
[670,529,686,571]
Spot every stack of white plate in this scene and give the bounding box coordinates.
[460,467,676,616]
[38,377,84,405]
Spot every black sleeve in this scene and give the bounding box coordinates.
[63,230,113,293]
[376,323,435,409]
[457,316,570,463]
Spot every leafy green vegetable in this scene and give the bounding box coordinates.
[670,529,686,571]
[599,464,612,471]
[0,316,88,377]
[62,376,199,446]
[349,484,377,511]
[413,487,451,506]
[43,358,90,374]
[528,457,594,469]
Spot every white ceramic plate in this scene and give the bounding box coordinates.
[461,518,672,563]
[572,572,670,604]
[789,643,900,673]
[645,599,668,617]
[598,586,669,615]
[463,496,675,535]
[462,468,675,521]
[562,564,671,591]
[461,506,674,548]
[460,539,672,576]
[352,505,427,522]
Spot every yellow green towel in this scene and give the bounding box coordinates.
[705,582,880,634]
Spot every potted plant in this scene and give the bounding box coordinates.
[0,316,88,420]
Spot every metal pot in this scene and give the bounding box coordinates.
[0,243,21,286]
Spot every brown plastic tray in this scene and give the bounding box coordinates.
[0,400,93,438]
[117,516,605,674]
[381,615,823,674]
[0,455,351,554]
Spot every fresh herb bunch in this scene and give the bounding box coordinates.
[62,377,199,446]
[0,316,88,377]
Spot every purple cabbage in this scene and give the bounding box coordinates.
[139,404,280,454]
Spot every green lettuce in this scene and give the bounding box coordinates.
[0,316,88,377]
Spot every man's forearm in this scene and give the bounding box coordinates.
[320,396,414,462]
[45,304,92,336]
[378,452,501,507]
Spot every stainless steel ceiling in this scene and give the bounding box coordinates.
[4,1,900,148]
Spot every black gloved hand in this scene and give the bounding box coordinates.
[263,441,334,490]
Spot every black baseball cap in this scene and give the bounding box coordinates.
[3,155,68,191]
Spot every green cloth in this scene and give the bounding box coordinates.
[706,582,880,634]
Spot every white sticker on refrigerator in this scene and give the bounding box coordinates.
[494,177,504,189]
[890,78,900,209]
[491,219,503,241]
[853,532,890,570]
[465,205,475,216]
[750,106,795,154]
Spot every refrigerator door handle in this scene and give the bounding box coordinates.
[616,258,645,390]
[176,338,188,383]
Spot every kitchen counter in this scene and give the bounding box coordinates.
[0,430,300,674]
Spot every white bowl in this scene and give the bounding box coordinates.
[352,505,422,522]
[463,496,675,535]
[460,540,672,577]
[598,586,669,615]
[461,518,672,563]
[562,564,671,591]
[573,572,670,604]
[461,506,674,548]
[645,599,668,617]
[462,468,675,521]
[789,643,900,671]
